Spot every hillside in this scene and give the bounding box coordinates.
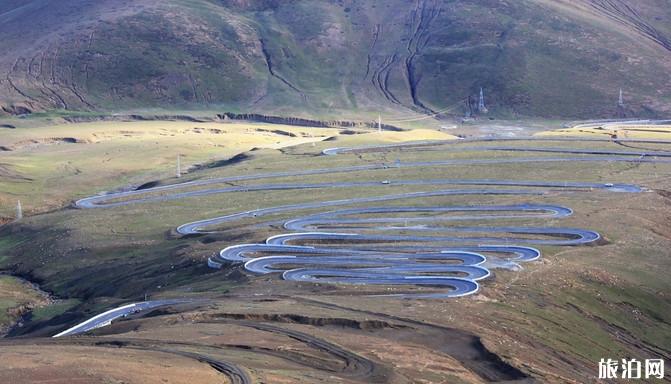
[1,0,670,118]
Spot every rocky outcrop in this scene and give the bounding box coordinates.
[1,104,33,116]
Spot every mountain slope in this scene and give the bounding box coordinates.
[0,0,670,118]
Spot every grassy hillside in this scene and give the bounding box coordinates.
[0,275,49,333]
[0,0,670,119]
[0,120,351,217]
[1,132,670,381]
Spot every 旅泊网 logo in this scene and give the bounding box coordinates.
[598,358,664,380]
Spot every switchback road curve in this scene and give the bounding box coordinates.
[208,203,599,298]
[75,137,670,298]
[76,136,662,209]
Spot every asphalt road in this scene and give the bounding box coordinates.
[53,132,671,380]
[208,203,598,298]
[74,137,671,299]
[75,155,653,209]
[53,299,190,337]
[75,136,659,209]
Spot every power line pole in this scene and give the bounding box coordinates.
[378,114,382,133]
[16,200,22,221]
[176,154,181,178]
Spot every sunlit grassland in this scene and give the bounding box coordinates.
[0,122,460,217]
[536,124,671,139]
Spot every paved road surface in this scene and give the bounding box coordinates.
[74,137,671,298]
[53,299,190,337]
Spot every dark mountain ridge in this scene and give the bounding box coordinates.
[1,0,670,119]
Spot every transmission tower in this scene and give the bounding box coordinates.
[478,87,488,113]
[16,200,22,220]
[176,154,181,178]
[618,88,624,107]
[378,114,382,133]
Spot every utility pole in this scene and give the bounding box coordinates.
[618,88,624,107]
[176,154,181,178]
[16,200,22,221]
[378,114,382,133]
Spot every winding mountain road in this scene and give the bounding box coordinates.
[74,137,671,298]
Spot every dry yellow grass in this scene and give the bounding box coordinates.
[0,120,338,149]
[0,121,339,216]
[316,128,458,149]
[535,124,671,139]
[0,345,225,384]
[0,121,456,216]
[356,128,458,142]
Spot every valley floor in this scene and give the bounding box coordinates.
[0,118,670,383]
